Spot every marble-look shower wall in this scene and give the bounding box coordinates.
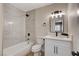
[25,10,36,43]
[3,4,26,49]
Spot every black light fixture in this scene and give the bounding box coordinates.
[52,10,62,14]
[54,10,59,14]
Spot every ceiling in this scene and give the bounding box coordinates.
[10,3,52,12]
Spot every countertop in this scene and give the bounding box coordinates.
[41,35,72,42]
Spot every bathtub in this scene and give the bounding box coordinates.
[3,41,34,56]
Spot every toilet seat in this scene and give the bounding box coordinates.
[32,44,41,52]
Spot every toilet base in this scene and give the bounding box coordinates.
[34,51,41,56]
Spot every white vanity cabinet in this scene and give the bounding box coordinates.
[45,39,72,56]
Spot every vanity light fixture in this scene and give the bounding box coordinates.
[51,10,65,18]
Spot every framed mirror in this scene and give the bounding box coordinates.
[50,11,64,33]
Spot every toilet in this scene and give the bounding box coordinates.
[32,38,44,56]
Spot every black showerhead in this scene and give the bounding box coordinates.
[26,14,29,17]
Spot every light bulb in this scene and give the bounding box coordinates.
[55,14,58,18]
[51,14,55,18]
[59,13,62,17]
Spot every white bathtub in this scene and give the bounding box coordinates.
[3,41,34,56]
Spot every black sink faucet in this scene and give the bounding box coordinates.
[56,32,58,36]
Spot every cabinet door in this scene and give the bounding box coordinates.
[52,40,72,56]
[45,39,72,56]
[55,44,71,56]
[54,45,63,56]
[61,45,71,56]
[45,39,56,56]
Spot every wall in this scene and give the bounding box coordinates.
[25,10,36,43]
[68,3,79,51]
[35,4,68,39]
[3,4,26,49]
[0,3,3,56]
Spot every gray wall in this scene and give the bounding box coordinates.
[68,3,79,51]
[3,4,26,49]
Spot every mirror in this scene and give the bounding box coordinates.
[50,11,64,33]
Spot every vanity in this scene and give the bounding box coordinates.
[43,35,72,56]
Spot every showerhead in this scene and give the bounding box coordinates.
[26,14,29,17]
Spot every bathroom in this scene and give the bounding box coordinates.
[0,3,79,56]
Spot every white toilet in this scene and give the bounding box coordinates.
[32,38,44,56]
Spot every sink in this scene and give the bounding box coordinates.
[42,35,72,42]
